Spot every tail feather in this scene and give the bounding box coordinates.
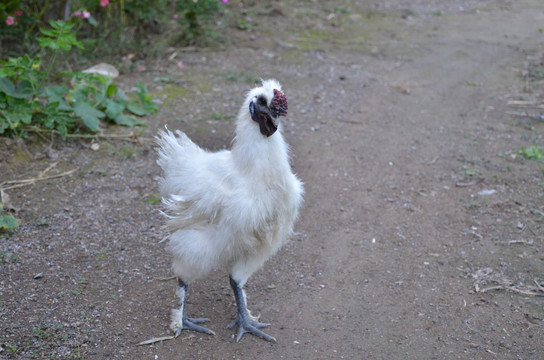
[156,129,203,198]
[156,129,200,171]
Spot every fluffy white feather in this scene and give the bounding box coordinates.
[156,79,303,287]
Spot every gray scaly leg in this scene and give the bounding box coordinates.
[170,279,215,337]
[228,276,276,342]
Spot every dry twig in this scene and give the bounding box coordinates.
[137,334,195,346]
[427,156,439,166]
[456,180,477,187]
[534,279,544,293]
[1,164,78,191]
[504,286,543,297]
[137,335,176,345]
[472,268,544,297]
[505,239,534,245]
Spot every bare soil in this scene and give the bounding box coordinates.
[1,1,544,359]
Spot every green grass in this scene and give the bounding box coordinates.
[460,165,482,178]
[36,218,49,226]
[145,193,162,205]
[528,67,544,80]
[3,322,89,359]
[518,145,544,161]
[33,323,65,340]
[71,278,88,296]
[101,143,139,159]
[95,250,107,260]
[4,342,18,355]
[0,204,19,233]
[90,168,109,177]
[0,251,19,264]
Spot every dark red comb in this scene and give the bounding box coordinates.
[270,89,288,118]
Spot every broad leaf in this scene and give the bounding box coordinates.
[1,98,33,127]
[39,28,57,37]
[0,212,19,232]
[104,99,125,119]
[106,84,118,97]
[37,36,59,50]
[0,78,16,96]
[0,67,16,78]
[126,102,147,116]
[88,16,98,27]
[73,101,104,132]
[0,78,33,99]
[126,82,158,116]
[114,114,146,127]
[17,81,36,99]
[45,86,71,111]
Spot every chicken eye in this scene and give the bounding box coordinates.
[258,97,267,106]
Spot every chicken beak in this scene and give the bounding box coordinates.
[249,101,278,137]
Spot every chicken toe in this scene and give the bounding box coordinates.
[229,276,276,342]
[171,280,216,337]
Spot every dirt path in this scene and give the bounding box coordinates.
[1,1,544,359]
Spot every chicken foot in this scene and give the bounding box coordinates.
[171,279,215,337]
[228,276,277,342]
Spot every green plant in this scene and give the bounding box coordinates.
[0,204,19,232]
[3,0,229,59]
[237,21,251,30]
[4,342,18,355]
[11,321,85,358]
[69,73,155,131]
[95,250,107,260]
[145,193,162,205]
[175,0,226,44]
[1,11,161,139]
[0,61,156,137]
[528,67,544,81]
[71,278,88,296]
[460,165,481,178]
[90,168,109,176]
[518,145,544,161]
[0,250,16,264]
[71,347,86,359]
[126,81,158,117]
[36,218,48,226]
[37,20,84,77]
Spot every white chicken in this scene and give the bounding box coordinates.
[156,79,303,342]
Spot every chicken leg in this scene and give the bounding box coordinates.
[228,276,276,342]
[170,279,215,337]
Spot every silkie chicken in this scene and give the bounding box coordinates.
[156,79,303,342]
